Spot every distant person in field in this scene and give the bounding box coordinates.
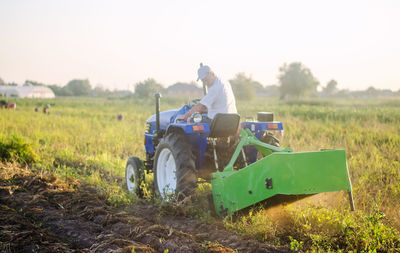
[0,100,7,109]
[8,103,16,110]
[43,104,50,114]
[176,64,237,123]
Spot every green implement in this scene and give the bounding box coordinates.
[211,129,355,216]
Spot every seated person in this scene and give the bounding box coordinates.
[177,64,237,123]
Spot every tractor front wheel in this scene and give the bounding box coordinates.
[125,157,144,197]
[154,131,197,201]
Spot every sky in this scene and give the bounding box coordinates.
[0,0,399,91]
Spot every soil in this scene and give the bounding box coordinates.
[0,164,290,253]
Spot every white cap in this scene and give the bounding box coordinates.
[197,63,210,81]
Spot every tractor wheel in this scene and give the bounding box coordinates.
[261,132,280,147]
[125,157,144,197]
[256,132,280,161]
[154,131,197,201]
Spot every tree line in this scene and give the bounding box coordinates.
[132,62,399,100]
[1,62,399,99]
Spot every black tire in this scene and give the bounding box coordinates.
[153,131,197,201]
[125,157,144,197]
[256,132,280,161]
[261,132,280,147]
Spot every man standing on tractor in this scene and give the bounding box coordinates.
[176,64,237,123]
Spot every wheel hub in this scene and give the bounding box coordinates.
[156,148,177,199]
[126,164,137,192]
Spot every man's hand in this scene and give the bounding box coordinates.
[176,103,207,123]
[176,114,192,123]
[176,114,186,121]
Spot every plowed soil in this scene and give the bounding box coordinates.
[0,164,290,253]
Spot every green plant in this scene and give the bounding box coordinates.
[287,206,400,252]
[289,236,303,252]
[0,136,38,164]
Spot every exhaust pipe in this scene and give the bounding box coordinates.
[154,93,161,133]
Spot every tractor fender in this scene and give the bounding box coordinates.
[165,124,209,171]
[165,125,186,136]
[165,123,210,135]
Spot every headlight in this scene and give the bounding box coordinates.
[191,112,202,123]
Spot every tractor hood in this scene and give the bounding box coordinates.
[146,109,179,130]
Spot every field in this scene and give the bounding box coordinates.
[1,97,400,252]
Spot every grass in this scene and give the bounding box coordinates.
[1,96,400,252]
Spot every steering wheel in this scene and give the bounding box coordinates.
[174,118,186,124]
[188,98,201,106]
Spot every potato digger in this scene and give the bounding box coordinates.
[125,93,355,216]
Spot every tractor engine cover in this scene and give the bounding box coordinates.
[257,112,274,122]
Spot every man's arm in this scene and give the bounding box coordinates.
[176,103,207,122]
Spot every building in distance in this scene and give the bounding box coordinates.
[0,86,55,98]
[166,82,203,98]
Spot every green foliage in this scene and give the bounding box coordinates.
[3,82,18,86]
[229,72,256,100]
[289,236,303,251]
[64,79,92,96]
[0,77,4,85]
[0,136,37,164]
[323,79,338,96]
[278,62,319,99]
[134,78,164,99]
[47,84,65,96]
[366,86,379,97]
[24,80,45,86]
[288,206,400,252]
[224,208,278,242]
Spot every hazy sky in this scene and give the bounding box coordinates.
[0,0,399,91]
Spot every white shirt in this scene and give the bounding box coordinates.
[200,77,237,119]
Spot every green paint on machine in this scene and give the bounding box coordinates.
[211,129,354,216]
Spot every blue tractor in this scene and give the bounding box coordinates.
[125,93,354,216]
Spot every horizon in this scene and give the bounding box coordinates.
[1,0,399,92]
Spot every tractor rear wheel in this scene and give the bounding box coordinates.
[256,132,281,161]
[154,131,197,201]
[261,132,280,147]
[125,157,144,197]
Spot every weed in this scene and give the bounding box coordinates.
[0,136,38,165]
[289,236,303,252]
[287,206,400,252]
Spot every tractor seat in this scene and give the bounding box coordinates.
[209,113,240,138]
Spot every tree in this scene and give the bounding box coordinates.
[91,85,108,97]
[264,85,280,97]
[0,77,4,85]
[252,81,265,94]
[278,62,319,99]
[24,80,45,86]
[134,78,164,99]
[365,86,378,97]
[47,85,66,96]
[323,79,338,96]
[229,73,256,100]
[64,79,91,96]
